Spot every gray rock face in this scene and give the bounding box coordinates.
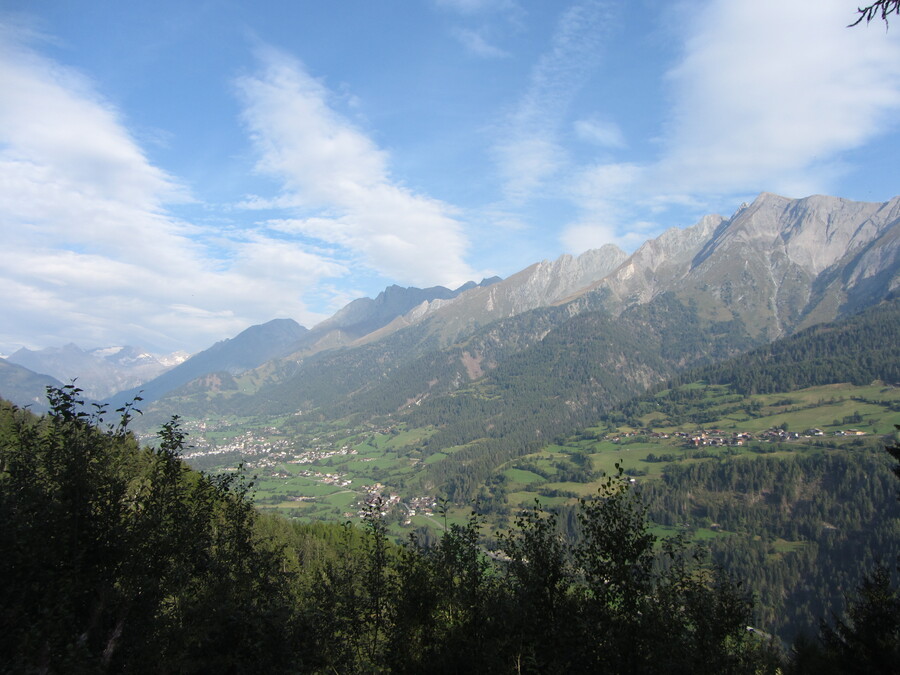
[308,278,502,350]
[315,192,899,351]
[377,244,629,346]
[599,214,725,305]
[695,193,896,276]
[502,244,630,311]
[576,192,900,340]
[110,192,900,409]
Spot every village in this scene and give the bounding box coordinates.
[164,415,875,529]
[185,429,438,524]
[608,425,866,449]
[356,486,438,523]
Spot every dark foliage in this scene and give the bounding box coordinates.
[670,299,900,396]
[850,1,900,27]
[0,386,298,674]
[0,389,781,673]
[815,565,900,674]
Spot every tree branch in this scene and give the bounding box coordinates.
[850,1,900,27]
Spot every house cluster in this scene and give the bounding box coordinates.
[608,425,868,450]
[406,495,437,517]
[682,430,754,447]
[681,426,867,446]
[287,445,358,464]
[354,485,437,523]
[295,468,352,487]
[181,427,293,464]
[357,484,402,518]
[394,496,439,526]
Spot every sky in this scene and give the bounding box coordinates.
[2,0,900,356]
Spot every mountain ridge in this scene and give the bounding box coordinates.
[129,192,900,421]
[5,192,898,417]
[0,358,65,411]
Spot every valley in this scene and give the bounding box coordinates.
[168,380,900,530]
[7,4,900,667]
[145,369,900,641]
[4,191,900,648]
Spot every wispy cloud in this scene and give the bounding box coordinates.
[451,27,510,58]
[561,0,900,252]
[236,47,476,289]
[658,0,900,197]
[0,31,343,352]
[434,0,516,15]
[573,118,625,149]
[492,0,614,202]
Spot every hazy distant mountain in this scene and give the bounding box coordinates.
[6,344,189,400]
[0,358,64,412]
[110,318,309,406]
[116,281,505,406]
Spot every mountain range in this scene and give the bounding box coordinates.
[4,190,898,655]
[3,192,899,434]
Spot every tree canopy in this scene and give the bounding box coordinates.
[0,386,781,673]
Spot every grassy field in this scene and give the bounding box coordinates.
[190,381,899,533]
[492,382,900,516]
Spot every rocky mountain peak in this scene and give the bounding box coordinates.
[701,193,895,277]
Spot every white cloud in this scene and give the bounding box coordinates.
[570,162,642,211]
[451,27,510,58]
[0,41,183,214]
[561,0,900,253]
[492,0,613,202]
[434,0,516,15]
[573,118,625,148]
[493,137,566,201]
[561,218,653,255]
[561,162,647,252]
[560,221,617,254]
[0,32,342,353]
[658,0,900,196]
[236,47,476,289]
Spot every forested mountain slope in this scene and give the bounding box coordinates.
[526,298,900,642]
[669,295,900,394]
[110,318,309,406]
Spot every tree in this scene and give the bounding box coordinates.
[0,386,299,673]
[817,565,900,674]
[850,1,900,27]
[886,425,900,489]
[794,426,900,673]
[0,387,785,673]
[570,469,777,673]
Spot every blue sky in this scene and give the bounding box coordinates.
[2,0,900,355]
